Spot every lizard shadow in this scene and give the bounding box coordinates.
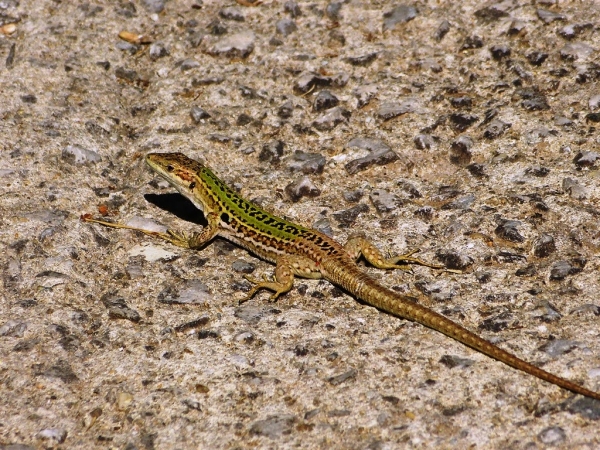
[144,193,208,227]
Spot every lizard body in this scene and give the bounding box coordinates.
[85,152,600,401]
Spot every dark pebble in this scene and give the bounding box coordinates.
[259,140,285,164]
[276,18,297,36]
[333,204,369,228]
[383,5,417,32]
[495,219,524,243]
[285,177,321,202]
[489,44,511,60]
[483,119,510,139]
[313,90,339,112]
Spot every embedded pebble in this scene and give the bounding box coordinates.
[344,137,398,174]
[489,44,510,60]
[369,189,397,214]
[562,177,587,200]
[276,18,297,36]
[589,94,600,111]
[353,84,378,108]
[232,260,255,274]
[116,391,134,411]
[449,113,478,131]
[249,415,297,439]
[328,368,357,385]
[284,1,301,17]
[206,31,255,58]
[449,135,472,164]
[539,339,582,357]
[219,6,244,22]
[494,219,524,243]
[532,234,556,258]
[573,151,599,167]
[285,177,321,202]
[383,5,417,31]
[36,271,69,289]
[434,20,450,41]
[333,204,369,228]
[538,427,566,446]
[179,58,199,71]
[158,279,212,304]
[259,139,285,164]
[62,145,102,165]
[0,320,27,337]
[37,428,67,445]
[483,119,510,139]
[550,259,585,280]
[24,209,68,225]
[191,105,211,123]
[564,397,600,420]
[377,99,421,120]
[277,100,293,118]
[129,244,177,262]
[313,106,350,131]
[414,133,436,150]
[435,249,474,270]
[560,42,594,61]
[149,42,168,60]
[439,355,475,369]
[101,293,141,322]
[143,0,164,13]
[313,90,339,112]
[536,8,565,24]
[287,151,326,174]
[345,52,378,66]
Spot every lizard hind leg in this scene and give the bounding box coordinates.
[240,255,322,303]
[344,236,444,271]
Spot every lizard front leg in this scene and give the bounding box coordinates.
[241,255,322,303]
[344,235,444,271]
[83,212,220,249]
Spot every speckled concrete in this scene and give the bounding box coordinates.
[1,1,600,449]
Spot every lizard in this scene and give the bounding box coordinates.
[84,152,600,401]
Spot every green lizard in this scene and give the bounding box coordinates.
[84,152,600,401]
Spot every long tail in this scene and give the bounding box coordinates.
[322,259,600,400]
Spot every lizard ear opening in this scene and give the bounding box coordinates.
[220,212,231,224]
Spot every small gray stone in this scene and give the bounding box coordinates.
[0,320,27,337]
[277,100,293,118]
[179,58,200,71]
[538,339,581,357]
[313,90,339,112]
[563,397,600,420]
[219,6,244,22]
[483,119,510,139]
[143,0,164,13]
[333,204,369,228]
[276,18,297,36]
[313,106,350,131]
[494,219,524,243]
[232,260,255,274]
[383,5,417,32]
[325,2,343,20]
[560,42,594,61]
[435,249,473,271]
[549,259,585,280]
[285,177,321,202]
[345,52,378,66]
[377,99,420,120]
[353,84,378,108]
[537,427,567,447]
[158,279,213,304]
[328,368,357,385]
[414,134,436,150]
[537,8,565,24]
[249,415,296,439]
[434,20,450,41]
[573,151,599,167]
[439,355,475,369]
[149,42,168,60]
[190,105,211,123]
[259,139,285,164]
[206,31,255,59]
[369,190,398,214]
[562,177,587,200]
[589,94,600,111]
[284,1,301,17]
[62,145,102,164]
[345,137,398,174]
[287,151,326,174]
[532,234,556,258]
[101,293,141,322]
[37,428,67,445]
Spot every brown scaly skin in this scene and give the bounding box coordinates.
[84,152,600,401]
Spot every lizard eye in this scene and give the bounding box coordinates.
[189,182,196,189]
[166,165,174,172]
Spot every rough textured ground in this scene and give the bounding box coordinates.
[1,0,600,449]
